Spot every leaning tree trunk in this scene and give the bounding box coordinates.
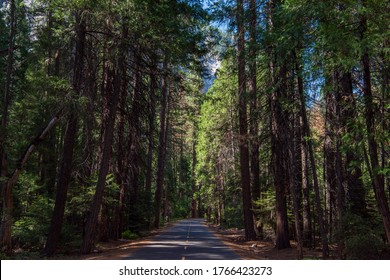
[0,109,63,254]
[81,67,120,254]
[359,5,390,242]
[362,54,390,242]
[237,0,256,241]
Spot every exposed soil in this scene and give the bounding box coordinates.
[59,227,169,260]
[207,224,324,260]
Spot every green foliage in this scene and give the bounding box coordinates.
[59,223,83,249]
[171,197,190,219]
[67,173,119,218]
[253,190,276,230]
[195,54,242,226]
[344,233,384,260]
[222,205,243,229]
[334,213,386,259]
[121,230,139,240]
[13,196,53,250]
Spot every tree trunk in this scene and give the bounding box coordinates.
[295,57,312,247]
[80,31,98,183]
[267,0,290,249]
[0,0,16,180]
[128,53,142,227]
[0,109,63,254]
[145,58,157,225]
[271,63,291,249]
[339,72,366,216]
[191,138,197,219]
[333,70,346,224]
[301,128,312,247]
[249,0,260,203]
[154,60,169,229]
[361,15,390,241]
[300,79,329,258]
[43,12,86,256]
[40,9,58,198]
[289,57,303,258]
[113,87,127,239]
[81,66,120,254]
[112,26,129,239]
[0,0,16,254]
[288,123,303,259]
[324,88,335,239]
[237,0,257,241]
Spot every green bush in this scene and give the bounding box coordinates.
[57,223,83,253]
[344,233,384,260]
[334,213,386,259]
[121,230,139,240]
[13,196,52,250]
[13,217,48,250]
[222,205,243,229]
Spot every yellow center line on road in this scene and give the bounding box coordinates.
[181,221,191,259]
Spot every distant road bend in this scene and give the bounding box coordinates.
[126,219,241,260]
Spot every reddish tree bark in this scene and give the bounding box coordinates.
[361,17,390,242]
[81,66,120,254]
[237,0,257,241]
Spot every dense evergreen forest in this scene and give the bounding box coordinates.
[0,0,389,259]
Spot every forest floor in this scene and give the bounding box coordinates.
[207,224,325,260]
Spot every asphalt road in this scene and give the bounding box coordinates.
[125,219,241,260]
